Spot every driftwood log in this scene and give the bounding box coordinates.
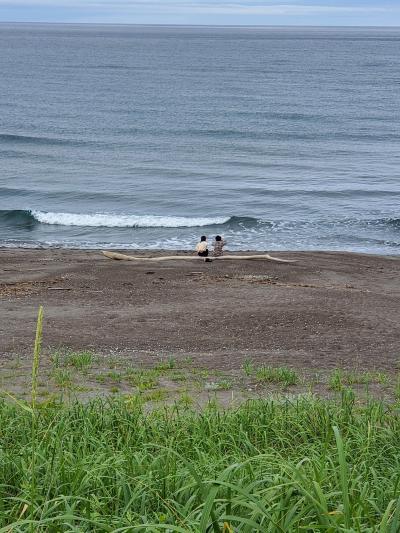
[102,251,296,263]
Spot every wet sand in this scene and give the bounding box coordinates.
[0,248,399,373]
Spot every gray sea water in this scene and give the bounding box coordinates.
[0,24,399,253]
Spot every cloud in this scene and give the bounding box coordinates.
[1,1,399,24]
[0,0,396,13]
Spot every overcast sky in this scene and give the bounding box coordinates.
[0,1,399,26]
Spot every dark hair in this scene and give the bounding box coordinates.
[200,235,207,241]
[215,235,222,241]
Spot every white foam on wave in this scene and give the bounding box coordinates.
[31,210,230,228]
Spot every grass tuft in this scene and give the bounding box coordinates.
[255,365,299,386]
[65,350,94,371]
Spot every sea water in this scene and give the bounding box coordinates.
[0,24,399,253]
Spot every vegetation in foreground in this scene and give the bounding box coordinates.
[1,309,400,531]
[0,391,400,531]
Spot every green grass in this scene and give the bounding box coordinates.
[242,358,254,376]
[106,370,123,383]
[65,350,94,371]
[395,376,400,402]
[50,349,95,371]
[255,366,299,386]
[1,392,400,531]
[329,369,389,391]
[51,368,72,388]
[155,357,176,371]
[215,379,234,390]
[2,310,400,530]
[126,369,159,391]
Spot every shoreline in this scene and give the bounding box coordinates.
[1,246,399,258]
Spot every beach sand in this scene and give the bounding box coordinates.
[1,248,399,373]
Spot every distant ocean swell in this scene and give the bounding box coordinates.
[1,210,399,231]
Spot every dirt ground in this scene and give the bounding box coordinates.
[0,248,399,404]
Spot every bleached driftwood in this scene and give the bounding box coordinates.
[102,251,296,263]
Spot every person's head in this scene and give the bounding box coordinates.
[215,235,222,241]
[200,235,207,242]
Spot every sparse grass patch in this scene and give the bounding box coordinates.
[242,358,254,376]
[176,392,193,408]
[51,368,72,389]
[204,379,234,391]
[255,366,299,386]
[216,379,234,390]
[154,357,176,371]
[65,350,94,371]
[106,371,122,383]
[329,369,389,390]
[169,370,187,382]
[329,369,344,391]
[142,389,168,402]
[127,369,158,391]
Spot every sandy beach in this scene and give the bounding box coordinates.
[1,248,399,373]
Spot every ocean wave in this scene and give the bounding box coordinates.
[1,210,399,231]
[0,209,38,228]
[0,133,101,148]
[0,210,232,228]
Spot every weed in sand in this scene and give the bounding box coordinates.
[66,350,94,371]
[255,366,298,386]
[106,371,122,383]
[329,369,344,391]
[176,392,193,408]
[205,379,233,391]
[52,368,72,389]
[216,379,234,390]
[169,370,187,382]
[376,372,389,384]
[49,350,63,368]
[329,369,388,390]
[155,357,176,371]
[127,369,158,391]
[242,358,254,376]
[142,389,168,402]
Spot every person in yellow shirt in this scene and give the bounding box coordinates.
[195,235,209,257]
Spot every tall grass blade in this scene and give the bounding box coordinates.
[333,425,351,529]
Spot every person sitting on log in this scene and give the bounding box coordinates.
[213,235,226,257]
[195,235,209,257]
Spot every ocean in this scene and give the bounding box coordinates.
[0,24,399,253]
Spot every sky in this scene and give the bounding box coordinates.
[0,0,399,26]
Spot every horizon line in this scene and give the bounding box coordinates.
[1,21,400,28]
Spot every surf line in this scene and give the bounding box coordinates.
[102,251,296,263]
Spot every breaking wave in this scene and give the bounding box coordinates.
[1,210,399,231]
[0,210,232,228]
